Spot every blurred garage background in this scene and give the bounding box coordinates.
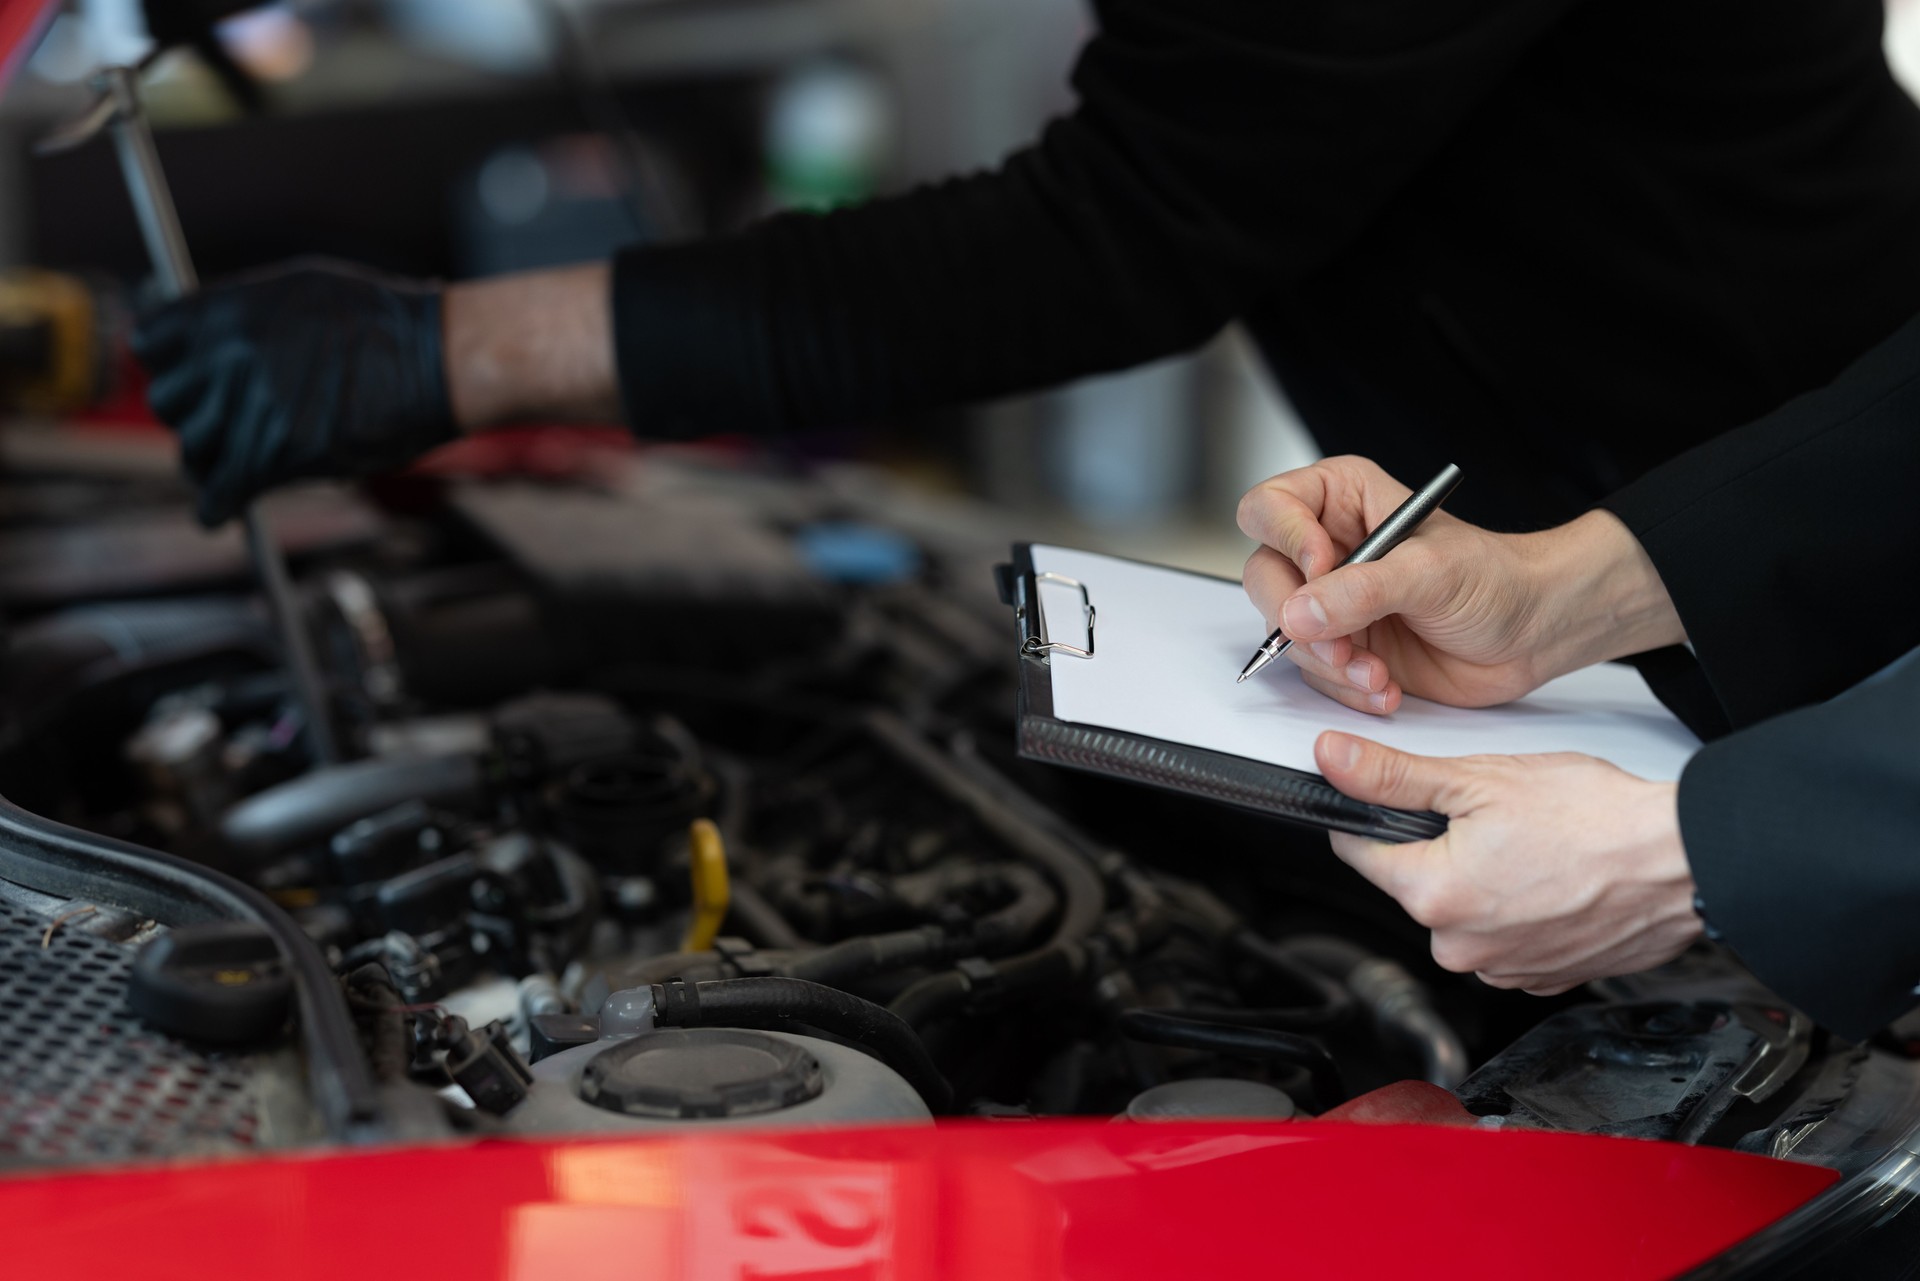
[4,0,1920,574]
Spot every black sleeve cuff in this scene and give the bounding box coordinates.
[1678,646,1920,1040]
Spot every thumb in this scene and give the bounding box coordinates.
[1315,732,1472,814]
[1278,555,1437,645]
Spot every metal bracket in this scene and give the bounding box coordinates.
[1021,571,1096,660]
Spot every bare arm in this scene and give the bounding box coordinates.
[442,263,621,431]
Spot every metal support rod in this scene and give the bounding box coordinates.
[94,66,340,765]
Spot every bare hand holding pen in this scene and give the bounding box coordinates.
[1237,455,1686,716]
[1238,456,1703,992]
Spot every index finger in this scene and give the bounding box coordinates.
[1236,474,1341,580]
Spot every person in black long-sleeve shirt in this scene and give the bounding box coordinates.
[137,0,1920,532]
[1236,314,1920,1037]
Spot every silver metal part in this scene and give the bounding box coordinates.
[39,62,339,765]
[1236,637,1290,684]
[1346,956,1471,1089]
[517,974,569,1023]
[1021,571,1096,659]
[324,571,403,708]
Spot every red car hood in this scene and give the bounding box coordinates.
[0,0,55,91]
[0,1119,1833,1279]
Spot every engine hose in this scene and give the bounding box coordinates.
[652,976,953,1113]
[1232,931,1356,1027]
[727,881,804,950]
[887,945,1081,1030]
[221,753,485,857]
[1118,1008,1346,1108]
[1277,935,1470,1089]
[864,712,1103,948]
[785,925,959,989]
[788,864,1061,990]
[864,715,1108,1035]
[890,862,1059,956]
[1166,1003,1348,1032]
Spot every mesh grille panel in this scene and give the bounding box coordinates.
[0,899,264,1162]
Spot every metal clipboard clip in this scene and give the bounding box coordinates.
[1019,571,1096,659]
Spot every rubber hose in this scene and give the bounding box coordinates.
[785,925,957,989]
[727,881,804,950]
[864,712,1103,948]
[653,976,953,1113]
[891,863,1058,956]
[1168,1003,1348,1032]
[1278,935,1470,1089]
[1118,1008,1346,1107]
[221,753,485,857]
[788,864,1061,990]
[887,945,1080,1029]
[1233,932,1356,1025]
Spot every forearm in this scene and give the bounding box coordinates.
[1522,510,1686,682]
[442,263,619,431]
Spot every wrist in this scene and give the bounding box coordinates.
[442,263,620,433]
[1635,779,1700,922]
[442,280,505,432]
[1521,510,1686,681]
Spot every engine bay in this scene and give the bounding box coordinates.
[1,426,1913,1174]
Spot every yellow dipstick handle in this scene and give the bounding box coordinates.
[681,818,731,953]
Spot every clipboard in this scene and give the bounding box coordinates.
[995,543,1449,843]
[996,542,1703,844]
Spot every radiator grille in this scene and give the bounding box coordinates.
[0,899,264,1163]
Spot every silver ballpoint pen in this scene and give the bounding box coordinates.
[1237,463,1465,684]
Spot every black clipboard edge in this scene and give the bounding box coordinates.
[1003,544,1446,845]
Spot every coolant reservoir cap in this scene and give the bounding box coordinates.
[579,1028,825,1119]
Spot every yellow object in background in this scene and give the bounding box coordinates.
[681,818,731,953]
[0,269,103,414]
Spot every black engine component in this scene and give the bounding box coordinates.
[438,1016,534,1116]
[128,921,291,1046]
[14,459,1857,1166]
[1456,1000,1813,1143]
[222,754,485,859]
[555,744,713,873]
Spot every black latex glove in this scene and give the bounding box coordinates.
[132,258,457,527]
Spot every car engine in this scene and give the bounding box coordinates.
[0,426,1910,1177]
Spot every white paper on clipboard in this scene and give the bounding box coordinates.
[1030,544,1702,782]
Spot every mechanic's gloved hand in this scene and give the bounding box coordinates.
[132,259,457,527]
